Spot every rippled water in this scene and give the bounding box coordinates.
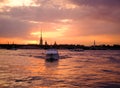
[0,49,120,88]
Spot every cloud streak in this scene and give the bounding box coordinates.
[70,0,120,7]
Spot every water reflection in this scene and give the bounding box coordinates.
[43,61,59,79]
[0,50,120,88]
[45,61,59,67]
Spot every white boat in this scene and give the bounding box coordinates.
[45,49,59,61]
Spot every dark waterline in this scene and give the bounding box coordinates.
[0,49,120,88]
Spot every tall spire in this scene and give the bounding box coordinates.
[94,40,96,47]
[39,28,43,46]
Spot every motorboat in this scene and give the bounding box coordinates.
[45,49,59,61]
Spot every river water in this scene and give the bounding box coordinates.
[0,49,120,88]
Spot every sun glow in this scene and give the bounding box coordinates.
[31,26,69,38]
[0,37,27,44]
[27,40,38,44]
[31,32,40,37]
[7,0,37,7]
[58,19,73,23]
[30,31,63,38]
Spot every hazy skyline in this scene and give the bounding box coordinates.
[0,0,120,45]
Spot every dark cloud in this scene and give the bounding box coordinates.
[88,8,120,23]
[1,0,119,21]
[70,0,120,7]
[1,0,120,23]
[69,0,120,23]
[3,6,67,22]
[0,16,33,38]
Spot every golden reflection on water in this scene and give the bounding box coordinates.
[25,56,120,88]
[0,50,120,88]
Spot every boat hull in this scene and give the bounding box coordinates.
[46,54,59,62]
[45,49,59,62]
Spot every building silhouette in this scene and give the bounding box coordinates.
[39,29,43,46]
[45,41,48,46]
[94,40,96,47]
[54,41,57,46]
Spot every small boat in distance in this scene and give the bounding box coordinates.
[73,49,84,52]
[70,49,84,52]
[45,49,59,62]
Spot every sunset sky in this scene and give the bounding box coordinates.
[0,0,120,45]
